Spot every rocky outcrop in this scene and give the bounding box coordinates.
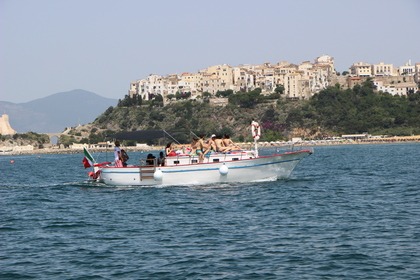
[0,114,17,135]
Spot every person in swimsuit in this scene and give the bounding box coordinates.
[222,134,241,150]
[196,135,206,163]
[214,135,231,152]
[204,134,217,155]
[190,138,198,155]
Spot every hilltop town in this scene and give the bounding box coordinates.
[2,55,420,155]
[128,55,419,103]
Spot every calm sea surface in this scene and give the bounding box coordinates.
[1,143,419,279]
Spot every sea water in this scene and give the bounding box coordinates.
[0,143,419,279]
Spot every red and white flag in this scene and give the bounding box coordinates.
[82,147,95,168]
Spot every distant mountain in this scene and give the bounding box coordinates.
[0,89,118,133]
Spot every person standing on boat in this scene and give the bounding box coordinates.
[121,149,129,167]
[196,135,206,163]
[114,140,123,167]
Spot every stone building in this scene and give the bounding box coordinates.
[128,55,418,104]
[350,62,372,77]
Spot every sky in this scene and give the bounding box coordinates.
[1,0,419,103]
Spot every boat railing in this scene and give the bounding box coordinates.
[145,149,255,167]
[291,142,314,152]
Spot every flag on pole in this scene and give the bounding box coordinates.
[82,147,95,168]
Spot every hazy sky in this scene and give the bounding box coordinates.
[1,0,419,103]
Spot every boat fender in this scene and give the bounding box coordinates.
[219,164,228,176]
[251,121,261,141]
[154,169,163,181]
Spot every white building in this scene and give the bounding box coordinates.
[350,62,372,77]
[415,63,420,83]
[374,80,419,96]
[399,60,415,76]
[128,55,418,104]
[129,74,168,101]
[372,62,395,76]
[232,67,255,92]
[284,72,311,99]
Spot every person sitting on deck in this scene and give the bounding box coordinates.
[222,134,241,150]
[157,151,165,166]
[204,134,217,156]
[175,145,186,155]
[146,153,156,165]
[189,137,198,156]
[165,142,177,157]
[214,135,231,152]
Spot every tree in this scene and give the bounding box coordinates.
[59,135,76,147]
[274,85,285,94]
[118,94,142,107]
[228,90,261,108]
[202,92,212,98]
[150,94,164,107]
[215,89,234,98]
[202,91,212,103]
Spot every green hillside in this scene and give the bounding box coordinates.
[61,80,420,145]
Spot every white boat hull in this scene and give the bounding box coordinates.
[96,149,312,186]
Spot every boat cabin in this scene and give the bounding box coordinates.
[152,151,256,167]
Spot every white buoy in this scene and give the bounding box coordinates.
[219,164,228,176]
[153,169,163,181]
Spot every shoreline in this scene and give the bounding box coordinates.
[1,139,419,156]
[0,146,162,156]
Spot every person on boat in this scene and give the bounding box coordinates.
[223,134,241,150]
[165,142,177,157]
[184,144,192,154]
[189,137,198,154]
[121,149,129,167]
[189,137,199,160]
[157,151,165,166]
[204,134,217,155]
[114,140,123,167]
[196,135,206,163]
[214,135,231,152]
[175,145,186,155]
[146,153,156,165]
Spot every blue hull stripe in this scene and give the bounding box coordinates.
[164,158,300,174]
[102,157,302,175]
